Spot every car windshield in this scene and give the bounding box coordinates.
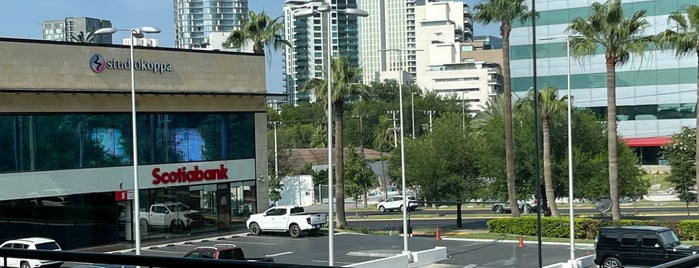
[658,230,681,247]
[35,242,60,250]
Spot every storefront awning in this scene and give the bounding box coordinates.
[621,137,671,147]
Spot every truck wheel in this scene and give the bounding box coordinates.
[140,219,149,232]
[601,257,622,268]
[171,220,185,233]
[289,224,302,238]
[249,222,261,236]
[308,229,320,236]
[20,262,30,268]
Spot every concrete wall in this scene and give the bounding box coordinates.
[0,38,265,94]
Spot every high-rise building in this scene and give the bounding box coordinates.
[173,0,248,49]
[509,0,697,164]
[360,0,474,86]
[282,0,364,105]
[42,17,113,44]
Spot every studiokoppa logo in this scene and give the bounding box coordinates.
[90,54,106,73]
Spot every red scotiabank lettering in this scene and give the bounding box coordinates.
[152,164,229,185]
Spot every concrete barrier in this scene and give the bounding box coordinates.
[343,247,447,268]
[343,253,410,268]
[410,247,448,267]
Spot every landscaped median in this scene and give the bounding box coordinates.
[487,216,699,243]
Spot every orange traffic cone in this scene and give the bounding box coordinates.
[435,227,442,241]
[518,234,525,248]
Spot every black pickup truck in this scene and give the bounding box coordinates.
[183,243,274,262]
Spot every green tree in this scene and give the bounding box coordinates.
[400,112,483,203]
[515,87,567,216]
[474,0,532,217]
[223,11,290,56]
[567,0,654,220]
[658,5,699,214]
[661,127,697,215]
[344,147,374,213]
[302,56,369,228]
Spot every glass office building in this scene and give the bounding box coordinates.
[174,0,248,49]
[509,0,697,164]
[0,38,270,249]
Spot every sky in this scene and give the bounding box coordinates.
[0,0,498,94]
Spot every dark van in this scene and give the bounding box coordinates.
[595,226,697,267]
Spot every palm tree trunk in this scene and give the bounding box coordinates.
[542,118,559,216]
[335,102,347,228]
[502,23,520,217]
[606,60,621,221]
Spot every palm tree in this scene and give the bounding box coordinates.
[223,10,290,55]
[658,5,699,214]
[567,0,653,220]
[70,31,96,43]
[302,56,369,228]
[518,87,567,216]
[474,0,531,217]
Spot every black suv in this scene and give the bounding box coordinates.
[594,226,697,267]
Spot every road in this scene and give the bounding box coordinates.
[67,232,594,268]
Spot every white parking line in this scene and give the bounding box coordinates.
[229,241,277,246]
[265,251,293,257]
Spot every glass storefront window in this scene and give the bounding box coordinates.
[0,112,255,173]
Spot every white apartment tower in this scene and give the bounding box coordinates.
[283,0,364,105]
[359,0,476,86]
[414,1,499,113]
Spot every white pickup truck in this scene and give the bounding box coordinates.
[247,206,326,238]
[139,202,199,232]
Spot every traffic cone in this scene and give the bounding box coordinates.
[435,227,442,241]
[518,234,525,248]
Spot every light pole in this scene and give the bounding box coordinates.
[411,92,416,139]
[271,122,281,180]
[94,26,161,256]
[292,3,368,266]
[540,34,581,267]
[380,48,410,254]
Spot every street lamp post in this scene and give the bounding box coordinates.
[411,92,416,139]
[380,48,410,254]
[94,26,161,256]
[540,34,580,267]
[292,3,367,266]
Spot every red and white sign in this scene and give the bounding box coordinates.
[151,164,229,185]
[115,190,128,201]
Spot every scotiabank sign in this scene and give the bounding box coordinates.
[151,164,229,185]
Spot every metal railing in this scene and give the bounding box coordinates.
[0,248,330,268]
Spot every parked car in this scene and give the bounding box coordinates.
[377,196,418,212]
[0,237,63,268]
[183,244,274,262]
[594,225,697,267]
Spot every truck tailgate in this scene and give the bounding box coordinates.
[308,213,326,225]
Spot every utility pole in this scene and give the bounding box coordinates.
[387,110,399,147]
[352,114,369,208]
[424,110,435,133]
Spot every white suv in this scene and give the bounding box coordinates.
[0,237,63,268]
[377,196,418,212]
